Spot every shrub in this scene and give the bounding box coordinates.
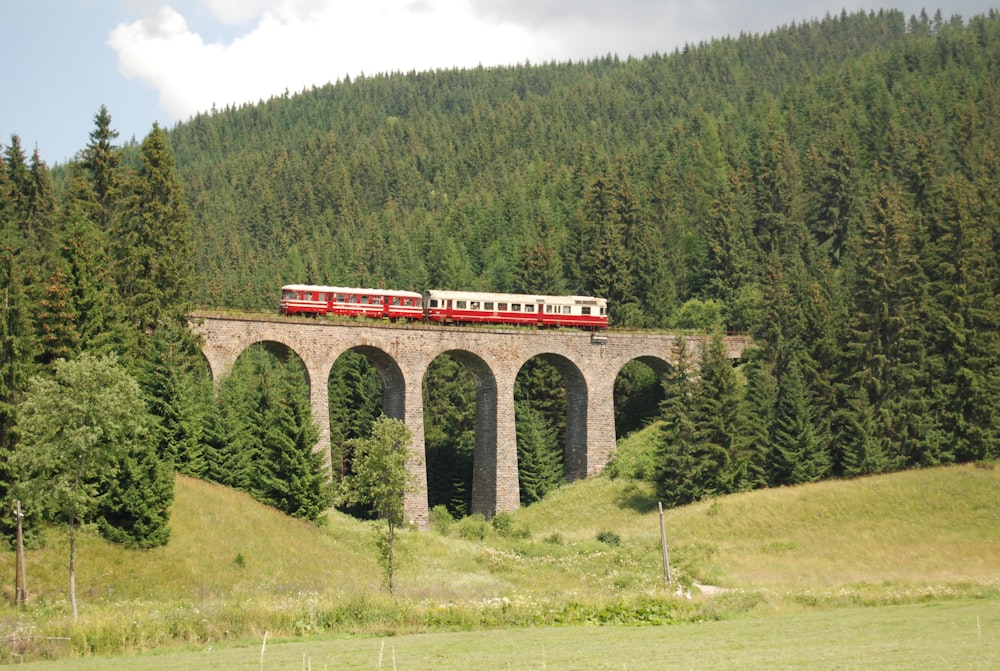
[429,505,454,535]
[491,512,530,539]
[596,530,621,546]
[455,514,488,541]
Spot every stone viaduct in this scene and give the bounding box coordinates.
[189,313,751,526]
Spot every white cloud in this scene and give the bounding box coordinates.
[108,0,553,122]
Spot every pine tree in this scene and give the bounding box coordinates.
[513,237,566,294]
[139,323,211,477]
[81,105,123,233]
[655,338,702,506]
[768,348,830,485]
[93,430,174,548]
[738,353,775,490]
[58,203,131,355]
[573,163,638,324]
[114,122,195,334]
[515,400,562,504]
[0,249,37,535]
[35,266,80,367]
[255,359,330,521]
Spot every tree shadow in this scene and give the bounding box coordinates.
[614,481,659,514]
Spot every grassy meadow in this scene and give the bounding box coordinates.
[0,458,997,668]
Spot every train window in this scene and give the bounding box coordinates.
[545,305,554,314]
[484,302,494,310]
[582,306,592,315]
[429,299,439,308]
[525,304,535,313]
[348,295,357,303]
[336,293,346,302]
[498,303,507,310]
[456,300,467,309]
[373,296,383,305]
[562,306,571,314]
[511,304,521,312]
[470,301,480,310]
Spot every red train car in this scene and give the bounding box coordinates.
[422,290,608,329]
[279,284,423,321]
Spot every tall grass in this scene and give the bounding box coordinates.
[1,463,998,662]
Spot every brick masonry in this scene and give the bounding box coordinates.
[189,313,751,526]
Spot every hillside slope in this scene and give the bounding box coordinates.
[7,463,998,606]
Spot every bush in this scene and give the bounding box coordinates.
[455,514,488,541]
[491,512,530,539]
[596,530,621,546]
[429,505,454,535]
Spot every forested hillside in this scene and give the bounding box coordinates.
[167,7,1000,499]
[3,8,1000,532]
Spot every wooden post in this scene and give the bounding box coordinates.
[658,501,672,585]
[13,499,26,606]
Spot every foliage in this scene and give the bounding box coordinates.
[3,8,1000,530]
[338,416,416,591]
[206,345,332,521]
[11,352,167,616]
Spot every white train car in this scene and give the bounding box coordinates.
[422,290,608,329]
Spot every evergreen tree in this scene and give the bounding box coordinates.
[114,123,195,334]
[655,338,702,506]
[26,147,56,251]
[515,400,562,504]
[832,385,888,476]
[35,266,80,367]
[513,237,566,294]
[573,163,638,324]
[255,359,331,521]
[423,354,477,516]
[768,348,830,484]
[93,429,175,549]
[57,204,130,355]
[738,352,775,490]
[0,248,37,537]
[81,105,123,232]
[139,323,211,477]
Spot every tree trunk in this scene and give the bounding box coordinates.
[69,517,78,621]
[387,521,395,593]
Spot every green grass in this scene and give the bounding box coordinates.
[1,462,998,667]
[8,598,999,670]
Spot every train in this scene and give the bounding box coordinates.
[279,284,609,329]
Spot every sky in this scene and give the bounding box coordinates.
[2,1,997,165]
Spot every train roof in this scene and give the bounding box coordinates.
[281,284,422,298]
[423,289,606,305]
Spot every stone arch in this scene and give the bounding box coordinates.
[423,348,516,518]
[519,353,590,482]
[345,345,406,420]
[611,354,675,440]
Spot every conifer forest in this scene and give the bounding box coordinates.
[2,9,999,546]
